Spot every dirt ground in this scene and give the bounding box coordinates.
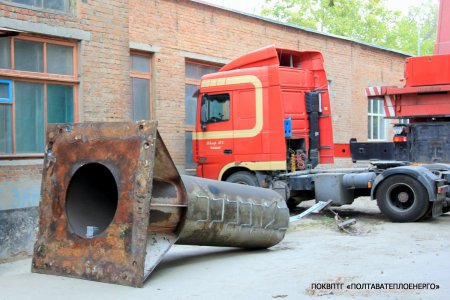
[1,197,449,300]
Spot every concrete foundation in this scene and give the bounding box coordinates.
[0,207,38,263]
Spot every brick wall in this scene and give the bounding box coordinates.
[0,0,130,185]
[129,0,407,169]
[0,163,41,181]
[0,1,130,122]
[0,0,407,178]
[0,0,408,261]
[78,1,131,122]
[0,0,131,261]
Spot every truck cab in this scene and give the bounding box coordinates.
[193,46,335,184]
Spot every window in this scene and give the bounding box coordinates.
[47,44,74,75]
[368,99,387,140]
[185,61,221,170]
[200,94,230,124]
[2,0,70,13]
[0,38,11,69]
[185,84,198,126]
[130,53,152,121]
[0,36,77,156]
[0,80,12,153]
[0,79,12,103]
[185,63,220,80]
[14,39,44,72]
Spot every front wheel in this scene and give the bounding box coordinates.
[376,175,429,222]
[225,171,259,186]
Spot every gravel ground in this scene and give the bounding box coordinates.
[1,197,449,300]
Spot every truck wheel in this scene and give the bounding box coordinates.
[226,171,259,186]
[376,175,429,222]
[287,198,301,210]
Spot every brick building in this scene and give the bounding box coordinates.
[0,0,407,260]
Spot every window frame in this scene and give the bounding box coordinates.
[368,98,388,141]
[0,35,78,159]
[184,60,222,171]
[184,60,222,132]
[200,93,230,125]
[0,79,13,103]
[0,79,13,154]
[130,51,152,121]
[0,0,72,14]
[0,35,78,83]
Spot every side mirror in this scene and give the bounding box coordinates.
[200,93,208,125]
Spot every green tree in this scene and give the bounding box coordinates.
[390,1,438,55]
[260,0,438,55]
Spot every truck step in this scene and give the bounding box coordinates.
[289,199,333,222]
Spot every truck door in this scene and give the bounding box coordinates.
[197,93,234,177]
[232,88,260,156]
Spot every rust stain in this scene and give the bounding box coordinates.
[32,121,165,287]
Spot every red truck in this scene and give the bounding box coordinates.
[192,1,450,222]
[362,0,450,164]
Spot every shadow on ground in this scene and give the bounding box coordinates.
[289,204,385,222]
[290,200,450,224]
[147,246,271,285]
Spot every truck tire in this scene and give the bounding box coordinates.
[287,198,301,210]
[226,171,259,187]
[419,204,450,220]
[376,175,429,222]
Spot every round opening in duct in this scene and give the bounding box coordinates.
[65,163,118,238]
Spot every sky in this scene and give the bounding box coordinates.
[199,0,433,15]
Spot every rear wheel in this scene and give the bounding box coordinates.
[286,193,313,210]
[225,171,259,186]
[287,197,301,210]
[420,203,450,220]
[376,175,429,222]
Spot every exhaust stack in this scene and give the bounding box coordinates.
[32,122,289,287]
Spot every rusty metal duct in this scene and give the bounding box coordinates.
[32,122,289,287]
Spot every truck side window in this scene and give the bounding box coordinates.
[201,93,230,124]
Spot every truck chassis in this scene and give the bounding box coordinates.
[269,161,450,222]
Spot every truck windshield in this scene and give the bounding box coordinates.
[200,93,230,124]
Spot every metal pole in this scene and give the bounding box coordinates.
[418,21,422,56]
